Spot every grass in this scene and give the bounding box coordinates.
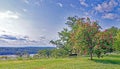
[0,55,120,69]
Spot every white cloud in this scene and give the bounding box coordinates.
[118,0,120,2]
[70,4,75,8]
[0,11,19,19]
[23,9,27,12]
[34,0,43,6]
[79,0,88,7]
[34,1,42,6]
[84,12,89,16]
[57,3,63,7]
[23,0,43,6]
[23,0,29,4]
[118,8,120,11]
[0,30,48,46]
[95,0,118,13]
[0,11,48,45]
[102,13,119,19]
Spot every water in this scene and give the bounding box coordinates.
[0,54,35,57]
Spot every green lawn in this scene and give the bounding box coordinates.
[0,55,120,69]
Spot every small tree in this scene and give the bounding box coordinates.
[94,30,114,58]
[114,30,120,52]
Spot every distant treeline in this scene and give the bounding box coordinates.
[0,47,55,55]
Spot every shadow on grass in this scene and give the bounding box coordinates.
[92,59,120,65]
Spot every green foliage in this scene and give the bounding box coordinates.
[78,18,101,60]
[51,49,68,58]
[106,26,118,37]
[38,49,52,58]
[94,29,115,58]
[94,47,104,58]
[114,30,120,51]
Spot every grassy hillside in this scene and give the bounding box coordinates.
[0,55,120,69]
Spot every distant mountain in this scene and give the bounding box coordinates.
[0,47,55,55]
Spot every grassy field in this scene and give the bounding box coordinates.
[0,55,120,69]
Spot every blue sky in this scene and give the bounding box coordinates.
[0,0,120,47]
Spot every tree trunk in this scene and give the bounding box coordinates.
[90,49,93,60]
[90,52,93,60]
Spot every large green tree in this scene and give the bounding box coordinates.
[50,16,101,60]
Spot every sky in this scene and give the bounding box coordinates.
[0,0,120,47]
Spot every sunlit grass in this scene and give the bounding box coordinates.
[0,55,120,69]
